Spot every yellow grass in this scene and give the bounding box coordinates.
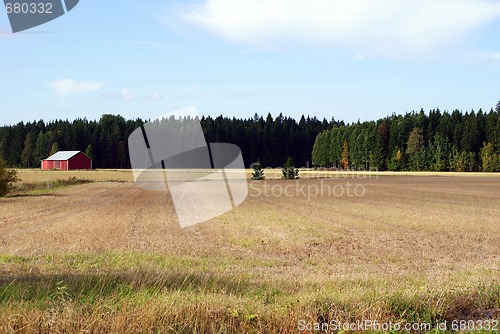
[1,171,499,333]
[15,168,500,184]
[15,169,134,183]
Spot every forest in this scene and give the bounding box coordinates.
[312,107,500,172]
[0,114,331,169]
[1,106,499,171]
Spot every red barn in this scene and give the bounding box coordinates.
[41,151,92,170]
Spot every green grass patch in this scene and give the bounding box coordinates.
[0,252,498,333]
[6,177,93,197]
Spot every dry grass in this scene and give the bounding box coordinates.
[15,169,134,183]
[16,168,500,184]
[7,177,94,198]
[0,173,499,333]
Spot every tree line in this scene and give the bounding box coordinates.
[312,107,500,172]
[0,113,332,169]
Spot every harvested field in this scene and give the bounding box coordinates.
[0,173,499,333]
[15,169,134,183]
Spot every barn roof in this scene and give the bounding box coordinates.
[44,151,90,161]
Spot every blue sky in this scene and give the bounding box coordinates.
[1,0,500,126]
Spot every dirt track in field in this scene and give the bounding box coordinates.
[0,175,499,280]
[0,183,189,254]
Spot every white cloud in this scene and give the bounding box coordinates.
[181,0,500,58]
[48,79,105,98]
[121,88,135,101]
[148,93,165,100]
[484,52,500,60]
[101,88,135,101]
[101,89,164,101]
[353,53,373,61]
[456,50,500,64]
[128,40,182,49]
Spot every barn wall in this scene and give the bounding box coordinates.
[41,160,57,170]
[68,153,92,170]
[60,160,68,171]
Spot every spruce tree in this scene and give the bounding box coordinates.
[406,127,425,171]
[33,132,49,167]
[282,157,299,179]
[250,160,265,180]
[21,133,34,168]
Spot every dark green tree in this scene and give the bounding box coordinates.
[250,160,265,180]
[21,133,34,168]
[85,144,94,159]
[282,157,299,179]
[429,133,450,171]
[406,127,426,171]
[0,159,19,197]
[33,132,49,167]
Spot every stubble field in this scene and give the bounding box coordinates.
[0,170,499,333]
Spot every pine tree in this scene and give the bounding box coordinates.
[250,160,265,180]
[429,133,450,171]
[406,127,425,171]
[0,138,5,162]
[282,157,299,179]
[21,133,34,168]
[312,131,329,166]
[33,132,49,167]
[375,121,389,170]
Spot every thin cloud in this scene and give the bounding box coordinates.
[101,88,135,101]
[121,88,135,101]
[181,0,500,58]
[485,52,500,60]
[128,40,183,49]
[147,93,165,100]
[456,50,500,64]
[101,89,164,101]
[48,79,105,98]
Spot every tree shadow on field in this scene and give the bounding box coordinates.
[0,268,262,304]
[6,193,65,198]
